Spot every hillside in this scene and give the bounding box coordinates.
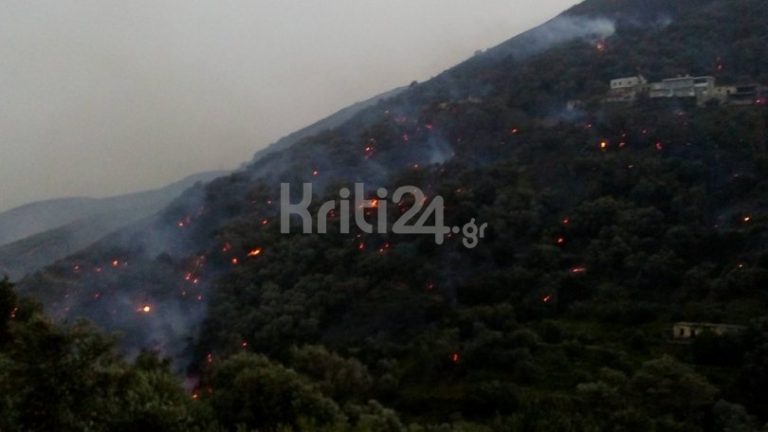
[7,0,768,430]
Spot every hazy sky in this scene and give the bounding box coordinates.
[0,0,579,212]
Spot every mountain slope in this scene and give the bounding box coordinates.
[14,0,768,429]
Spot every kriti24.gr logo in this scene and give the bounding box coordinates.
[280,183,488,249]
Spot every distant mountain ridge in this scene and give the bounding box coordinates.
[0,171,224,280]
[0,171,225,248]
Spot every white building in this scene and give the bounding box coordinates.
[605,75,648,103]
[649,75,716,106]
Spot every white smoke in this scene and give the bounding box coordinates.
[524,15,616,50]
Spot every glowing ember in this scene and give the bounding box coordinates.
[231,258,239,265]
[449,352,461,364]
[595,40,606,52]
[511,128,519,134]
[357,243,365,251]
[743,216,752,223]
[562,217,570,225]
[261,219,269,225]
[111,260,120,267]
[312,169,319,176]
[570,267,587,274]
[222,243,232,253]
[655,142,664,151]
[426,282,435,291]
[599,140,608,150]
[542,295,552,303]
[555,237,566,245]
[363,143,376,159]
[247,248,262,257]
[140,305,152,313]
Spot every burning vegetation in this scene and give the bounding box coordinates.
[7,0,768,430]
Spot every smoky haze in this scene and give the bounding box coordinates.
[0,0,579,213]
